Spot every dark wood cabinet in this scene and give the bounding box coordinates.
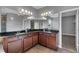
[39,32,43,44]
[39,32,57,50]
[23,36,32,51]
[32,32,38,46]
[39,36,47,46]
[39,32,47,46]
[3,32,58,53]
[32,35,38,46]
[47,33,57,50]
[3,36,23,53]
[47,36,57,50]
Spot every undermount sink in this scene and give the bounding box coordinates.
[45,31,52,33]
[16,33,26,35]
[43,29,52,33]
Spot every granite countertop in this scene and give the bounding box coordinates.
[27,29,59,32]
[0,29,59,37]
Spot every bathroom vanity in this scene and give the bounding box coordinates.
[2,29,58,53]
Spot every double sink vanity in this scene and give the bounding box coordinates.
[2,29,58,53]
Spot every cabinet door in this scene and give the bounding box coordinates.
[39,34,47,46]
[39,34,43,44]
[8,39,22,53]
[23,37,32,51]
[47,37,57,50]
[32,35,38,46]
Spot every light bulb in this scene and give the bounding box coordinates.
[30,12,32,15]
[46,12,48,15]
[28,11,31,14]
[21,8,24,12]
[48,11,51,14]
[25,10,27,13]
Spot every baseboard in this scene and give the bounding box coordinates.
[58,44,62,48]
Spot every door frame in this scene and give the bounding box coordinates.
[59,8,79,52]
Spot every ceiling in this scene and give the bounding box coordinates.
[32,6,45,9]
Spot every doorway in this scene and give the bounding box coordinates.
[61,10,77,52]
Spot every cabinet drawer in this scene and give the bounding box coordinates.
[8,39,22,53]
[7,36,18,42]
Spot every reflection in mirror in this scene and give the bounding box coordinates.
[48,19,52,29]
[30,20,34,29]
[1,15,7,32]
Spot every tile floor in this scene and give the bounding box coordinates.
[26,45,76,53]
[0,44,76,53]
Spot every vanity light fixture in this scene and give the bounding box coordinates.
[18,8,33,16]
[41,11,52,16]
[41,11,52,20]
